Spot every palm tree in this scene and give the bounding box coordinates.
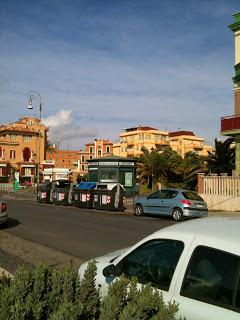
[206,138,235,175]
[180,152,207,189]
[136,147,167,189]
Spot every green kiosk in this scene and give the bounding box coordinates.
[87,156,136,197]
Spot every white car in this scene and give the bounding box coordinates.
[0,200,8,226]
[79,216,240,320]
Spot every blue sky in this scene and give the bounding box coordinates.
[0,0,239,149]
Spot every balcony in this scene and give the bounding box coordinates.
[221,115,240,136]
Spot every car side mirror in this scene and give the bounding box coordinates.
[103,264,116,277]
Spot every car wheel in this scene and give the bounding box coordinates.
[172,207,183,222]
[134,204,144,216]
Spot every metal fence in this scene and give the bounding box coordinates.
[0,183,14,191]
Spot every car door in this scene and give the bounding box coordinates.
[172,244,240,320]
[144,190,169,215]
[114,238,185,303]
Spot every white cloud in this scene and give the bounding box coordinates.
[42,109,72,128]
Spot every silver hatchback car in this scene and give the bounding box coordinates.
[134,189,208,221]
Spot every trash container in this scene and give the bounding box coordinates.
[51,180,75,205]
[36,181,53,203]
[93,183,125,211]
[74,182,96,209]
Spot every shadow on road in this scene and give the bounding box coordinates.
[4,217,20,229]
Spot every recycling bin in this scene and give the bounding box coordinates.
[51,180,75,205]
[93,183,125,211]
[37,181,53,203]
[74,182,96,209]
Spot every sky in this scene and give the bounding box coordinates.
[0,0,239,150]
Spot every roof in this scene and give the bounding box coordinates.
[154,216,240,251]
[169,131,195,137]
[88,155,136,162]
[123,126,157,132]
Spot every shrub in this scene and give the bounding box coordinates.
[0,262,183,320]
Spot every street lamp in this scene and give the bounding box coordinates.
[27,90,43,185]
[150,147,154,192]
[28,90,42,120]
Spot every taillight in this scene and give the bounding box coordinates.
[181,199,192,206]
[1,202,7,213]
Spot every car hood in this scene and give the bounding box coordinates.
[79,247,130,278]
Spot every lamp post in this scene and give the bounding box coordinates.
[150,147,154,192]
[27,90,43,185]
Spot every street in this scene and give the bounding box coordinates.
[0,199,175,273]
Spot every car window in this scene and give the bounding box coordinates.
[182,191,203,201]
[148,190,168,199]
[116,239,184,291]
[181,246,240,312]
[166,190,178,199]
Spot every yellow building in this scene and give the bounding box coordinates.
[0,117,47,183]
[169,131,213,158]
[113,126,169,157]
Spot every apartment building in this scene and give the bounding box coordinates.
[113,126,169,157]
[79,139,113,176]
[169,131,213,158]
[0,117,47,183]
[45,139,113,181]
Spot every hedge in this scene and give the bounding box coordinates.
[0,261,185,320]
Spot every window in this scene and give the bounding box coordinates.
[10,150,16,159]
[148,190,170,199]
[81,164,85,171]
[98,150,101,157]
[100,171,118,182]
[25,168,31,176]
[106,146,110,154]
[89,146,93,153]
[181,246,240,312]
[9,134,16,140]
[89,155,93,159]
[81,156,85,162]
[23,147,31,161]
[116,239,184,291]
[182,191,203,201]
[23,135,32,142]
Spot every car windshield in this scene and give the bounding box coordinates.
[182,191,203,201]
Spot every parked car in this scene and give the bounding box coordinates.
[134,188,208,221]
[79,216,240,320]
[0,200,8,226]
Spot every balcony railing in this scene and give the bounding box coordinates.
[221,115,240,132]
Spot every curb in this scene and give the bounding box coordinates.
[0,267,13,279]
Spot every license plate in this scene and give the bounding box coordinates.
[196,204,204,208]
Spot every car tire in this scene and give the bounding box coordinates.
[134,204,144,216]
[172,207,183,222]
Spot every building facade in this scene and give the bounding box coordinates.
[169,131,213,158]
[113,126,169,157]
[113,125,212,158]
[45,139,113,181]
[221,12,240,175]
[0,117,47,183]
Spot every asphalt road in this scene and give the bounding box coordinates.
[1,200,174,272]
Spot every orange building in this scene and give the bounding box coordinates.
[45,139,113,181]
[0,117,47,183]
[169,131,213,158]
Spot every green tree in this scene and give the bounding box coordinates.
[136,147,168,189]
[179,152,207,190]
[206,138,235,175]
